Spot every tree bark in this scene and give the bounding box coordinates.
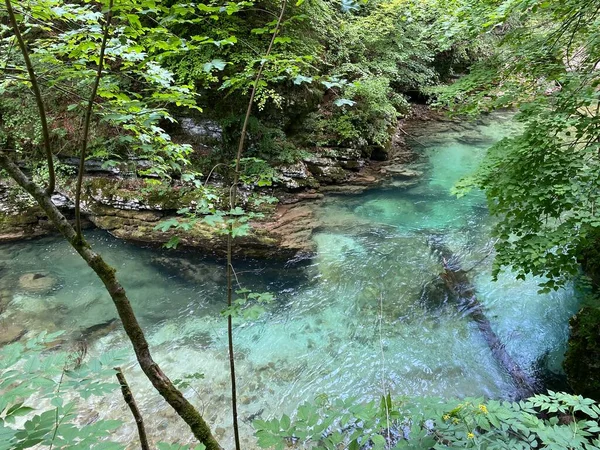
[0,152,222,450]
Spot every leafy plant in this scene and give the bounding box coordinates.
[254,392,600,450]
[0,331,125,450]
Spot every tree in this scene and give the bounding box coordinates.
[433,0,600,292]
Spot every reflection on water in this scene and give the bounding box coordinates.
[0,112,580,448]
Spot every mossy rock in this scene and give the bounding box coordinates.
[563,306,600,400]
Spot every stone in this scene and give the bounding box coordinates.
[0,323,27,346]
[278,162,319,190]
[320,185,368,195]
[338,159,364,171]
[304,158,347,184]
[455,131,493,146]
[382,165,423,179]
[279,162,310,179]
[18,272,57,294]
[179,118,222,142]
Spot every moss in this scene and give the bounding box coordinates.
[563,306,600,400]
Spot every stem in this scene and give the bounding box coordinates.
[49,363,68,450]
[4,0,55,195]
[75,0,114,240]
[225,2,288,448]
[0,152,222,450]
[115,367,150,450]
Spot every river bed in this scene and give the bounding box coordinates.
[0,113,580,448]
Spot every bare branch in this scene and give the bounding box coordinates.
[0,151,222,450]
[115,367,150,450]
[225,1,288,448]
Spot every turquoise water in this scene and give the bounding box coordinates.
[0,113,580,448]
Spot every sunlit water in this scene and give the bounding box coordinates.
[0,112,580,448]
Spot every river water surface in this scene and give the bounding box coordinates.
[0,113,580,448]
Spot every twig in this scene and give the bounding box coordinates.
[225,1,288,448]
[379,292,391,449]
[75,0,113,240]
[115,367,150,450]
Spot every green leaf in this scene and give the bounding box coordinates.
[333,98,356,107]
[202,59,227,72]
[154,218,179,232]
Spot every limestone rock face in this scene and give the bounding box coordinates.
[381,165,423,178]
[255,202,321,257]
[278,162,318,190]
[0,181,80,242]
[303,156,347,184]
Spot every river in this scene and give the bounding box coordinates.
[0,112,580,448]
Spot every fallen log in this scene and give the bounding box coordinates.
[429,237,537,399]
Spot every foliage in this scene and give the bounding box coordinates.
[563,306,600,401]
[433,0,600,289]
[254,392,600,449]
[0,331,126,449]
[222,289,275,320]
[0,0,200,177]
[305,77,405,149]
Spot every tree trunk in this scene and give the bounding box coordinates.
[429,237,537,398]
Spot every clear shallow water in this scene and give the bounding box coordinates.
[0,113,580,448]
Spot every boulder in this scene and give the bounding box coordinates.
[455,131,493,146]
[382,165,423,179]
[0,324,26,346]
[303,157,347,184]
[18,273,57,294]
[277,162,318,190]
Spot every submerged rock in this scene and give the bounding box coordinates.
[151,255,224,284]
[455,131,494,146]
[18,272,57,294]
[73,318,119,344]
[0,289,12,313]
[0,323,26,346]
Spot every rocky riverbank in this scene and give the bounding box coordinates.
[0,106,452,258]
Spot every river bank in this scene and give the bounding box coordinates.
[0,106,456,257]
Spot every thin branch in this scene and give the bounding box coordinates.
[115,367,150,450]
[5,0,55,194]
[225,1,288,448]
[74,0,113,240]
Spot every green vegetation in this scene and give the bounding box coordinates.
[2,0,600,448]
[254,392,600,449]
[433,0,600,291]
